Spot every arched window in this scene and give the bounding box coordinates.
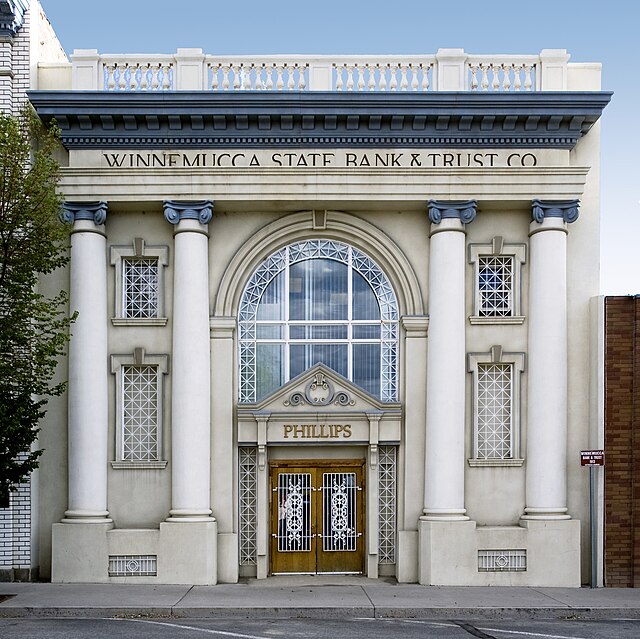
[239,240,399,403]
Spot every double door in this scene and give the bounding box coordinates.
[270,460,364,574]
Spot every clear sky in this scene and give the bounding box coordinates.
[38,0,639,295]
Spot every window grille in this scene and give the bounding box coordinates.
[123,258,159,318]
[478,256,513,317]
[108,554,157,576]
[378,445,397,564]
[478,549,526,572]
[122,365,159,461]
[239,240,399,403]
[476,363,513,459]
[238,447,258,565]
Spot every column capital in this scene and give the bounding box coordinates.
[532,199,579,224]
[60,201,108,225]
[164,200,213,225]
[427,200,477,225]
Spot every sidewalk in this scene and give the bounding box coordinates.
[0,576,639,620]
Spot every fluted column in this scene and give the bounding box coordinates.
[61,202,111,523]
[522,199,579,520]
[164,200,215,521]
[422,200,476,521]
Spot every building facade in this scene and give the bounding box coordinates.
[25,47,611,585]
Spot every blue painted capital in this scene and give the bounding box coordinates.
[163,200,213,225]
[60,201,108,225]
[427,200,477,225]
[0,0,27,37]
[531,199,580,224]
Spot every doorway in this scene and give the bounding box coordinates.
[270,460,365,574]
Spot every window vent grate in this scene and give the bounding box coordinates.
[478,549,526,572]
[108,554,157,577]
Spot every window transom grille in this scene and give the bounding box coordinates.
[123,258,159,318]
[122,365,159,461]
[477,363,513,459]
[478,256,513,317]
[239,240,399,403]
[238,447,258,565]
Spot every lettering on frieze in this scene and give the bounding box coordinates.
[101,150,540,170]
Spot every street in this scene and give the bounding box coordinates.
[0,617,639,639]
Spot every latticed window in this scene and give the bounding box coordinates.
[122,365,159,461]
[239,240,399,403]
[123,258,159,318]
[478,256,513,317]
[476,363,513,459]
[238,447,258,565]
[378,445,397,564]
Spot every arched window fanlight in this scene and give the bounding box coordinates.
[239,239,399,403]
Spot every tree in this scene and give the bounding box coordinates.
[0,108,72,506]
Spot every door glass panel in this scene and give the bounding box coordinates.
[276,473,312,552]
[322,472,357,552]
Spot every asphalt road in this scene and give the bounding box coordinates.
[1,617,640,638]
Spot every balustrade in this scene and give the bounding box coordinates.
[68,49,566,92]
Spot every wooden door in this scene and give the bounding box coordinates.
[270,460,364,574]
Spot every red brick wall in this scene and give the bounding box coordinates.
[604,296,640,587]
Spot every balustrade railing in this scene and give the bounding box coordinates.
[68,49,570,93]
[466,55,539,92]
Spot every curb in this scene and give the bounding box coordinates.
[1,606,639,620]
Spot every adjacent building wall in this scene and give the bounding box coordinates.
[604,295,640,586]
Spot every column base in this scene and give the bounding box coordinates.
[166,508,215,523]
[418,518,581,586]
[420,508,469,522]
[61,509,112,524]
[52,521,113,582]
[521,506,571,521]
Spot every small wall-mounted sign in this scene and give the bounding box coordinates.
[580,450,605,466]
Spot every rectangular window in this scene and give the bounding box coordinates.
[122,365,159,461]
[111,351,168,468]
[478,256,513,317]
[476,363,512,459]
[468,347,524,466]
[468,239,526,324]
[123,258,159,319]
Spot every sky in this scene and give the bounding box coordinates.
[38,0,639,295]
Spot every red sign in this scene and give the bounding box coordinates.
[581,450,605,466]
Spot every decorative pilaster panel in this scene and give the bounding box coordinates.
[61,201,111,523]
[164,200,215,521]
[422,201,476,521]
[522,199,579,521]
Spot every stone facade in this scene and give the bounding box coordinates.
[1,11,611,586]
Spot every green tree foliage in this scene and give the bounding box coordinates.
[0,108,71,505]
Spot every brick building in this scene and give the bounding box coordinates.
[604,296,640,586]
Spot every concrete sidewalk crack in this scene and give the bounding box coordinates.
[171,585,195,615]
[361,586,376,618]
[531,588,572,608]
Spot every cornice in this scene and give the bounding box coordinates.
[29,90,612,150]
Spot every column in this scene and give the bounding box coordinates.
[422,200,476,520]
[522,199,579,520]
[60,201,111,523]
[164,200,215,521]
